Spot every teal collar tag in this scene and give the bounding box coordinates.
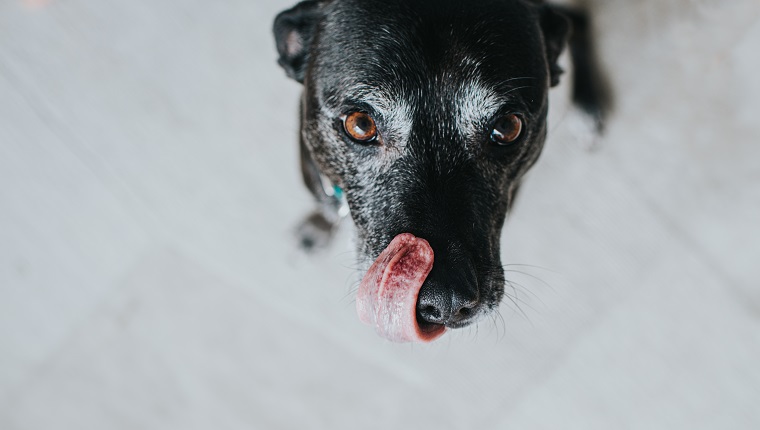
[332,185,344,200]
[320,174,349,219]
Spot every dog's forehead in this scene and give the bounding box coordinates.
[315,0,547,113]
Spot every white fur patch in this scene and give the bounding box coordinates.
[454,79,503,141]
[369,94,414,148]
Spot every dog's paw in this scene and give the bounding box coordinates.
[295,211,337,252]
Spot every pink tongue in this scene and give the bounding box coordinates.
[356,233,446,343]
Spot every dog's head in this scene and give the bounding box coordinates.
[274,0,569,341]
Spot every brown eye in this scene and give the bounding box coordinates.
[342,111,378,143]
[490,114,524,145]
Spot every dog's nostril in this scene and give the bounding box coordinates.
[451,301,479,324]
[421,305,441,320]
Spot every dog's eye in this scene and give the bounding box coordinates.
[342,112,378,143]
[490,114,524,145]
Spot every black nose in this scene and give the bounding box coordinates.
[416,262,479,328]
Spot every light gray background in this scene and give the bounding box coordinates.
[1,0,758,428]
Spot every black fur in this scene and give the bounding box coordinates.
[556,5,612,132]
[274,0,611,330]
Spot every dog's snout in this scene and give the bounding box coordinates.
[416,262,480,328]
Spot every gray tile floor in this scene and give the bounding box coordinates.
[1,0,758,428]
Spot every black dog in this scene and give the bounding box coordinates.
[273,0,610,341]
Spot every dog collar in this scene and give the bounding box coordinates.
[320,174,350,218]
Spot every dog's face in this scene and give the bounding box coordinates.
[275,0,568,338]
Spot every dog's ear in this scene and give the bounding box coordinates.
[273,1,325,83]
[540,6,570,87]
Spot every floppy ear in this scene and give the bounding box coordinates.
[273,1,324,83]
[540,6,570,87]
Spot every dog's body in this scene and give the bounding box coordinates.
[273,0,610,341]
